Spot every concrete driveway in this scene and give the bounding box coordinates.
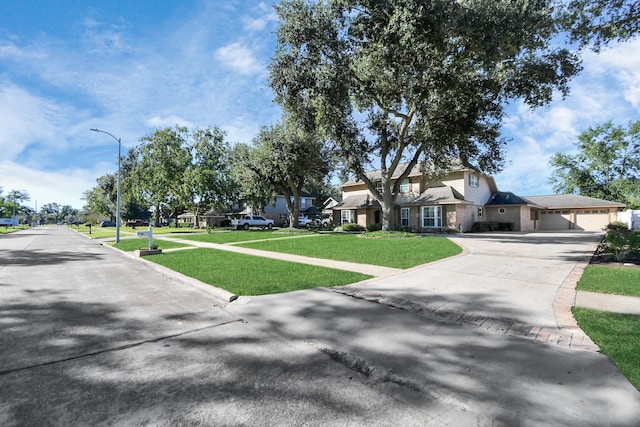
[2,227,639,426]
[226,231,640,425]
[339,231,601,339]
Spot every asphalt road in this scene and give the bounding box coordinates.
[1,226,639,426]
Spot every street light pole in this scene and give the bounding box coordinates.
[90,128,122,243]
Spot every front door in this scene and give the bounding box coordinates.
[374,210,381,224]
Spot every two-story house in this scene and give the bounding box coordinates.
[234,191,317,226]
[333,162,625,232]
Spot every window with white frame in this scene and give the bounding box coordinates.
[401,208,410,226]
[341,210,354,224]
[421,206,442,228]
[399,179,410,193]
[300,198,307,209]
[375,180,383,194]
[469,175,479,187]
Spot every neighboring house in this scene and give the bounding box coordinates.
[333,162,625,232]
[235,192,317,226]
[176,209,227,228]
[321,196,342,216]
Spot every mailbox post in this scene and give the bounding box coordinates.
[136,225,154,250]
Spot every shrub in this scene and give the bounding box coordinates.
[441,227,460,234]
[471,221,513,232]
[498,222,514,231]
[600,227,640,261]
[341,223,366,232]
[366,223,382,232]
[605,221,629,232]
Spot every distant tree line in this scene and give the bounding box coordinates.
[82,124,339,227]
[0,188,81,224]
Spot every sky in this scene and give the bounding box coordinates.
[1,1,639,211]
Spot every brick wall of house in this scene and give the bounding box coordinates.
[484,206,522,230]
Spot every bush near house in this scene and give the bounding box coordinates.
[599,222,640,262]
[471,221,514,232]
[340,223,366,232]
[366,223,382,232]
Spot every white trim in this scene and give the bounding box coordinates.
[401,207,410,226]
[341,209,354,224]
[421,206,442,228]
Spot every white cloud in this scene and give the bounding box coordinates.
[0,161,104,209]
[241,4,278,32]
[214,42,264,75]
[0,84,63,159]
[145,116,194,129]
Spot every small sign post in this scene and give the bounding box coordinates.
[136,225,154,250]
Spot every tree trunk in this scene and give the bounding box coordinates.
[381,184,395,231]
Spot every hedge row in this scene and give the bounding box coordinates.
[471,221,514,232]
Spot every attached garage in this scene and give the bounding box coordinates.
[575,209,612,231]
[525,195,625,232]
[539,210,572,230]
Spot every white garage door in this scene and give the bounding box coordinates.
[539,210,572,230]
[575,210,610,231]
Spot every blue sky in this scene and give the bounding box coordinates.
[1,1,639,210]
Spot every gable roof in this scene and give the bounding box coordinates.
[341,162,423,187]
[486,191,538,207]
[523,194,626,209]
[405,186,469,205]
[332,194,381,209]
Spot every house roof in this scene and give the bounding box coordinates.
[340,163,423,187]
[332,194,381,210]
[523,194,626,209]
[406,186,469,205]
[333,185,468,210]
[486,191,538,207]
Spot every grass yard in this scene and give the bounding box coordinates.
[576,265,640,297]
[238,233,463,269]
[573,307,640,391]
[148,248,372,295]
[176,230,316,244]
[111,238,190,252]
[0,225,30,234]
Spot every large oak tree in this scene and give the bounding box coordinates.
[270,0,582,230]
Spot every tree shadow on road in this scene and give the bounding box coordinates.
[0,249,105,267]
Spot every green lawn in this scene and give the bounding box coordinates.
[577,265,640,297]
[238,234,462,268]
[111,238,190,252]
[0,225,30,234]
[148,248,372,295]
[573,308,640,391]
[176,230,316,244]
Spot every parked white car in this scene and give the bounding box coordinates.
[231,215,274,230]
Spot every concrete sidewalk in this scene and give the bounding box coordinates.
[576,290,640,315]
